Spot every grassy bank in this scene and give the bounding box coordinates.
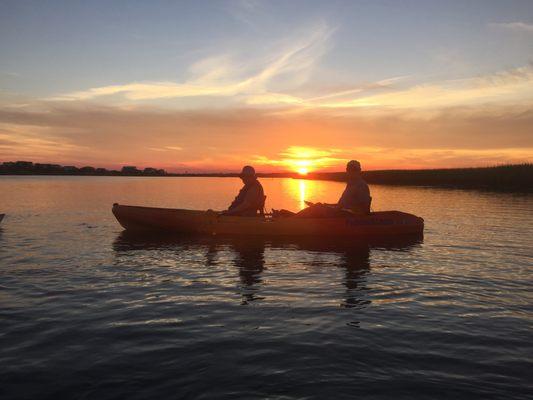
[304,164,533,192]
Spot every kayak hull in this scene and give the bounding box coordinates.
[112,204,424,237]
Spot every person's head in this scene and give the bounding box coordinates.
[346,160,362,178]
[239,165,257,184]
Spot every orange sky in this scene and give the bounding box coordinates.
[1,102,531,172]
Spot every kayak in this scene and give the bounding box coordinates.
[112,203,424,237]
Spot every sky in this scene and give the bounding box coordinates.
[0,0,532,173]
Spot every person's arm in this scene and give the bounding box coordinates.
[224,186,261,216]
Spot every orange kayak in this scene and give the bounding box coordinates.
[112,204,424,237]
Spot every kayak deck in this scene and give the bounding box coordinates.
[112,203,424,237]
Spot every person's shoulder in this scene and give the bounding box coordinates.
[354,178,369,191]
[254,179,264,190]
[248,180,263,194]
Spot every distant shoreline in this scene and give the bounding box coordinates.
[1,162,531,192]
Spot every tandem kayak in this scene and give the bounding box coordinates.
[112,203,424,237]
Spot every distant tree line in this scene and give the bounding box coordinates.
[306,163,533,192]
[1,160,531,192]
[0,161,166,176]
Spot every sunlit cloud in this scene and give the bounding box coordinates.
[245,92,304,105]
[305,77,407,102]
[240,64,533,112]
[0,123,90,162]
[320,64,533,110]
[148,146,183,152]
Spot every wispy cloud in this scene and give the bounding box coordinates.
[0,123,89,162]
[489,21,533,33]
[227,0,264,29]
[50,22,333,102]
[305,77,407,102]
[244,64,533,111]
[45,17,532,113]
[0,70,21,78]
[318,64,533,110]
[148,146,183,152]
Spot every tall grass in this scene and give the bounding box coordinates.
[305,164,533,192]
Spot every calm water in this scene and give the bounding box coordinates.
[0,176,532,399]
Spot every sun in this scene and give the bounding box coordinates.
[297,167,309,175]
[292,159,312,175]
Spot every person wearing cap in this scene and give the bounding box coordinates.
[223,165,265,216]
[337,160,371,213]
[303,160,371,215]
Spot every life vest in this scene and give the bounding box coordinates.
[229,179,265,216]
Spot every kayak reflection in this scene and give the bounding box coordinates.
[204,237,266,304]
[112,232,423,307]
[339,246,370,309]
[231,239,266,305]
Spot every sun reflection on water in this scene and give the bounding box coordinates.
[276,178,341,211]
[299,180,306,209]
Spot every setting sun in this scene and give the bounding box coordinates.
[290,156,315,174]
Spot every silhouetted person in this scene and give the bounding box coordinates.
[338,160,371,213]
[303,160,371,216]
[223,166,265,216]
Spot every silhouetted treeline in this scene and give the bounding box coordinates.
[306,164,533,192]
[0,161,166,176]
[1,160,531,192]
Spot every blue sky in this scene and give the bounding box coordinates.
[0,0,532,170]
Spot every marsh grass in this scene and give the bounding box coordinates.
[306,164,533,192]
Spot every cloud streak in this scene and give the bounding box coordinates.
[51,22,333,102]
[316,64,533,110]
[489,21,533,33]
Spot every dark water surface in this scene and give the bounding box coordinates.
[1,176,532,399]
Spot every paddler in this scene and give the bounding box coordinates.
[222,165,265,216]
[337,160,371,213]
[304,160,371,215]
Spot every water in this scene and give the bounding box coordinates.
[0,176,532,399]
